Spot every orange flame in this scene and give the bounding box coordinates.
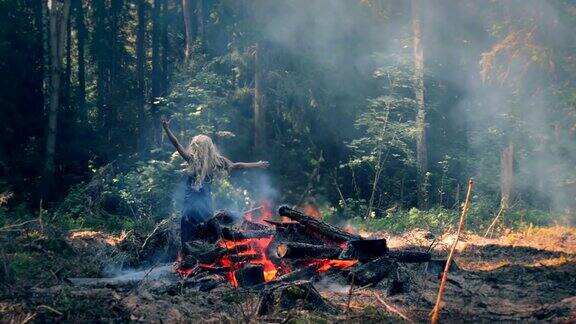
[311,259,358,272]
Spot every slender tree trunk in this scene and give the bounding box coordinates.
[182,0,194,63]
[93,0,107,129]
[161,0,169,94]
[500,143,514,208]
[43,0,71,185]
[254,42,266,151]
[64,11,71,111]
[108,0,123,144]
[151,0,162,145]
[42,0,50,114]
[196,0,204,44]
[411,0,428,209]
[136,0,147,152]
[75,0,86,122]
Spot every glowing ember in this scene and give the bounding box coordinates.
[309,259,358,272]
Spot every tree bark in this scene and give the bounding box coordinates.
[136,0,147,152]
[254,42,266,150]
[196,0,204,44]
[43,0,71,185]
[182,0,194,62]
[411,0,428,209]
[276,243,343,260]
[75,0,86,122]
[161,0,169,94]
[93,0,107,130]
[64,10,71,111]
[151,0,162,145]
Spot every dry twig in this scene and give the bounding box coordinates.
[430,178,474,324]
[373,292,413,323]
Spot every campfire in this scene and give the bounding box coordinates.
[177,204,431,288]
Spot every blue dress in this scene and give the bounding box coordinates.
[181,175,213,245]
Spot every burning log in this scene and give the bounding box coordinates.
[348,256,397,286]
[340,239,388,261]
[235,264,265,287]
[229,253,260,263]
[225,244,251,255]
[241,220,272,231]
[183,241,225,264]
[388,250,431,263]
[267,265,319,284]
[276,242,343,260]
[220,227,274,240]
[278,206,361,243]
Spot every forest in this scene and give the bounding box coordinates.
[1,0,575,322]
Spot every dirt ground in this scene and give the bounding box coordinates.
[1,226,575,323]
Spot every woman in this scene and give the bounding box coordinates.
[162,119,269,245]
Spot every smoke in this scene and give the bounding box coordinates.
[248,0,575,215]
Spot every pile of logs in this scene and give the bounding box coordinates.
[182,205,432,289]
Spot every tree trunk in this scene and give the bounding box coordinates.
[411,0,428,210]
[75,0,86,122]
[64,11,71,111]
[254,42,266,150]
[196,0,204,44]
[108,0,123,144]
[161,0,169,94]
[136,0,147,152]
[43,0,71,185]
[93,0,107,130]
[151,0,162,145]
[500,143,514,208]
[182,0,194,63]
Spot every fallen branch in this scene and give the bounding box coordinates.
[0,219,38,231]
[484,203,505,238]
[373,292,413,323]
[430,178,474,324]
[37,305,63,316]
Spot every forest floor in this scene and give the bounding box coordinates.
[1,225,575,323]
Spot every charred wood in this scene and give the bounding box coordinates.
[183,241,225,264]
[340,239,388,261]
[267,265,319,285]
[235,263,265,287]
[229,253,260,263]
[276,242,342,260]
[388,250,431,263]
[348,256,397,286]
[278,206,360,243]
[221,227,274,240]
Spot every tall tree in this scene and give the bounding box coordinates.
[136,0,147,151]
[182,0,195,63]
[161,0,169,94]
[75,0,86,121]
[253,41,266,151]
[151,0,163,145]
[196,0,204,44]
[43,0,71,187]
[411,0,428,209]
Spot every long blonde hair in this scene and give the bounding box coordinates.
[186,134,232,189]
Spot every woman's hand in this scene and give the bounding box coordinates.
[161,117,170,129]
[257,161,270,169]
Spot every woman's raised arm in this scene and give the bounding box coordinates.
[232,161,270,170]
[162,119,191,161]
